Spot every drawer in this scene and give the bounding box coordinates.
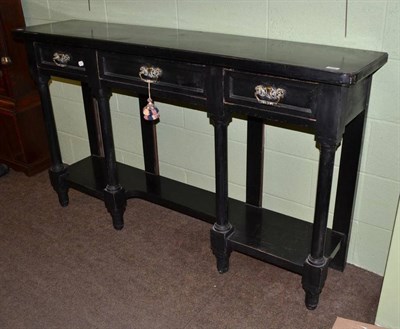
[224,70,318,119]
[35,43,88,76]
[99,51,206,98]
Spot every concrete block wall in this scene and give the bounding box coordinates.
[21,0,400,275]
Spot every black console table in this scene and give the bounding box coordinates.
[14,20,387,309]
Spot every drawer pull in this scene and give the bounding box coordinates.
[139,65,162,121]
[52,52,71,67]
[139,65,162,83]
[255,85,286,105]
[1,56,12,65]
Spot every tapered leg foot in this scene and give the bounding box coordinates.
[111,210,124,230]
[210,224,234,274]
[216,253,230,274]
[48,165,69,207]
[302,255,329,310]
[58,193,69,207]
[104,186,126,230]
[305,292,320,310]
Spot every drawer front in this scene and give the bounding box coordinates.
[224,70,318,119]
[99,51,206,97]
[36,43,88,76]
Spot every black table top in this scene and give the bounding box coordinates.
[14,20,388,85]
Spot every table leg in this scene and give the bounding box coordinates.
[331,110,367,270]
[245,117,265,245]
[37,76,69,207]
[302,142,337,310]
[210,116,234,273]
[246,117,265,207]
[82,82,103,157]
[96,87,126,230]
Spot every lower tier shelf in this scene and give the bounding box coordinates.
[67,155,344,274]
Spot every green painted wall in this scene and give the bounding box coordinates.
[376,197,400,329]
[20,0,400,276]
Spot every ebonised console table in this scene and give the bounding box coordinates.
[14,20,387,310]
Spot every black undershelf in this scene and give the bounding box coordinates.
[67,156,344,274]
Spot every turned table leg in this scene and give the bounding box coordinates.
[208,67,234,273]
[210,116,234,273]
[37,75,69,207]
[95,87,126,230]
[302,142,337,310]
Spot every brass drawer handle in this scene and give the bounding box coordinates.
[139,65,162,83]
[139,65,162,121]
[1,56,12,65]
[52,52,71,67]
[255,85,286,105]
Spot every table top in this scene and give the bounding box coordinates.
[15,19,387,85]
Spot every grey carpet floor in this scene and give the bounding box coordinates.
[0,170,382,329]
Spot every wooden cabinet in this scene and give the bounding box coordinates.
[0,0,49,175]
